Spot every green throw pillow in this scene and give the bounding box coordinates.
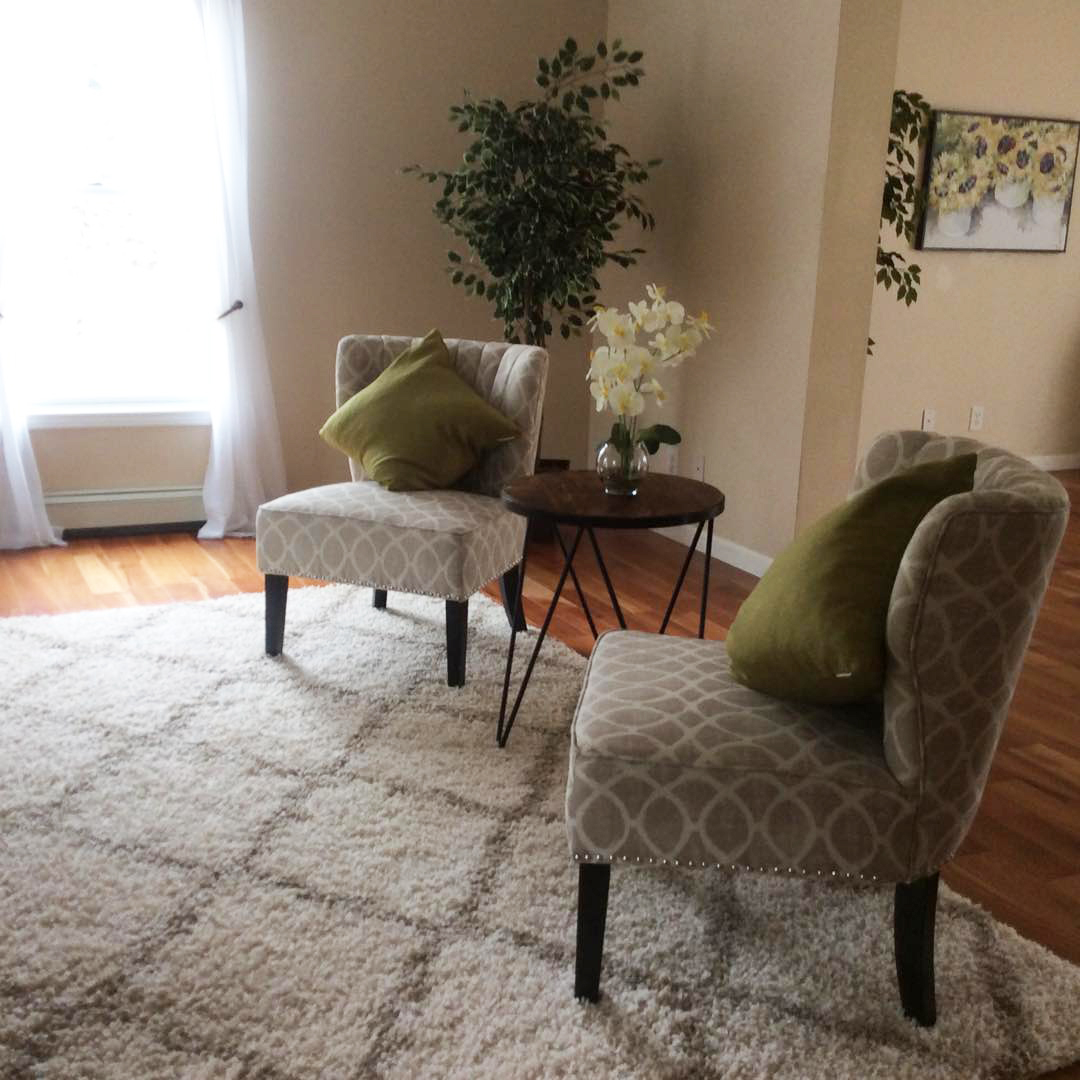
[726,453,977,706]
[319,329,520,492]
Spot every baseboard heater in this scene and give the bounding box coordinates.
[44,486,206,532]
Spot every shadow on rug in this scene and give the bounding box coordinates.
[2,585,1079,1078]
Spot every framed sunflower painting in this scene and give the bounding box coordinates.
[916,110,1079,252]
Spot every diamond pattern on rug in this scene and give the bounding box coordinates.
[1,585,1079,1080]
[2,709,120,814]
[0,829,206,997]
[251,776,499,922]
[62,745,304,870]
[129,879,430,1076]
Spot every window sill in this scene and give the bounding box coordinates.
[27,404,211,429]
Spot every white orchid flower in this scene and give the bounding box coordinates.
[609,379,645,417]
[586,346,615,380]
[593,307,620,337]
[626,345,652,380]
[608,314,636,348]
[646,284,671,326]
[649,330,679,362]
[588,288,711,425]
[629,300,663,333]
[589,378,610,411]
[675,326,703,354]
[691,310,714,336]
[641,379,667,405]
[595,308,636,348]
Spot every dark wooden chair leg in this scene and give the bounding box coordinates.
[265,573,288,656]
[499,564,527,631]
[446,599,468,687]
[372,588,387,609]
[574,862,611,1002]
[895,872,939,1026]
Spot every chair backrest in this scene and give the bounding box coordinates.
[334,334,549,497]
[853,430,1069,876]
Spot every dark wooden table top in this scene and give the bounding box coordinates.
[501,470,725,530]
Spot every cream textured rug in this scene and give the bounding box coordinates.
[2,585,1079,1080]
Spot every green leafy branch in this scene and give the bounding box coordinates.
[534,36,645,109]
[870,90,931,355]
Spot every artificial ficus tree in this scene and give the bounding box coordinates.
[405,37,660,348]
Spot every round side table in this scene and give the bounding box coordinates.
[497,470,725,746]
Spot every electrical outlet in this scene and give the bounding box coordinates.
[665,447,679,475]
[692,454,706,482]
[969,405,985,431]
[921,408,936,432]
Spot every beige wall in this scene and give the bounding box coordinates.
[860,0,1080,461]
[31,424,210,507]
[246,0,606,491]
[796,0,901,530]
[604,0,896,558]
[32,425,210,491]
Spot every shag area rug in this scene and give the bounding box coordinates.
[2,585,1079,1080]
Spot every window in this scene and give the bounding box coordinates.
[0,0,225,415]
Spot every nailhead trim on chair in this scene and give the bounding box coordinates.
[571,851,880,882]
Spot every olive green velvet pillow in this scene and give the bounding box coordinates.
[725,453,977,706]
[319,329,520,492]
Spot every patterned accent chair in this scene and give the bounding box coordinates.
[566,431,1069,1025]
[255,334,548,686]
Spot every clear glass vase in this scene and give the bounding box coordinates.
[596,433,649,496]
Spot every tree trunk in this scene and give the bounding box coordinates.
[518,278,545,467]
[520,279,545,349]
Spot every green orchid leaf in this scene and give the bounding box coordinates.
[636,424,681,455]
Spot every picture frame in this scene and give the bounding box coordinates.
[916,109,1079,252]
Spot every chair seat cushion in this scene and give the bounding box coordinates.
[255,481,525,601]
[566,631,918,880]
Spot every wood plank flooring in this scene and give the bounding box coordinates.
[2,478,1078,1076]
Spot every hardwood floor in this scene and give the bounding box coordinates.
[2,479,1078,1074]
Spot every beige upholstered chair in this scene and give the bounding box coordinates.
[255,334,548,686]
[566,431,1069,1025]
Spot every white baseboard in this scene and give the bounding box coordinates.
[707,535,773,578]
[1027,451,1080,472]
[655,524,772,579]
[44,486,205,531]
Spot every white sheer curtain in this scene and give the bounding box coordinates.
[194,0,286,539]
[0,341,63,550]
[0,33,63,551]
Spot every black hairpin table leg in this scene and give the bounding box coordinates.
[497,525,585,747]
[699,517,714,639]
[658,519,705,635]
[586,527,626,630]
[554,524,598,640]
[496,540,529,745]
